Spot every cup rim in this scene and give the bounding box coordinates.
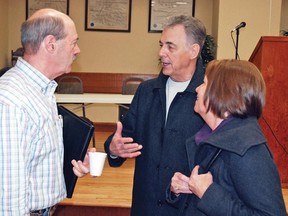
[89,152,107,156]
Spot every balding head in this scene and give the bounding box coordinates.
[19,8,80,80]
[28,8,70,22]
[21,8,74,55]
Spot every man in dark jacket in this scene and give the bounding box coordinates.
[102,15,207,216]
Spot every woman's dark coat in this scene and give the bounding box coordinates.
[167,117,286,216]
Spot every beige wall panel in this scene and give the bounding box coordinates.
[216,0,282,60]
[0,0,8,67]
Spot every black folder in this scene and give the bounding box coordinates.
[57,105,95,198]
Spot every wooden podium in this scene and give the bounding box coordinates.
[249,36,288,185]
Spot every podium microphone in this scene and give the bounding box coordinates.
[232,22,246,32]
[231,22,246,60]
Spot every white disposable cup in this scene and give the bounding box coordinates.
[88,152,107,176]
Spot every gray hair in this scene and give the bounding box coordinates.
[21,15,67,54]
[163,15,207,51]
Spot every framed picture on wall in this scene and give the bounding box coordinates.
[148,0,195,33]
[85,0,132,32]
[26,0,69,19]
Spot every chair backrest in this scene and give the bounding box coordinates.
[0,67,11,77]
[122,77,144,95]
[57,76,84,94]
[11,48,24,66]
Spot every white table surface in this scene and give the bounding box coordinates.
[55,93,134,104]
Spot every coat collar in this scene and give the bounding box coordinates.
[203,117,266,155]
[186,117,267,168]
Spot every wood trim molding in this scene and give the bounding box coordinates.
[94,122,116,132]
[56,72,157,94]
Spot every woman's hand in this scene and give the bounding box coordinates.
[170,172,193,195]
[188,165,213,198]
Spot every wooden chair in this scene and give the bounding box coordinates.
[57,76,96,147]
[118,77,144,121]
[11,47,24,66]
[57,76,85,115]
[0,67,11,77]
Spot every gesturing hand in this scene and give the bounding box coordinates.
[109,121,142,158]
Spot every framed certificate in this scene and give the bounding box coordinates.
[148,0,195,33]
[85,0,132,32]
[26,0,69,19]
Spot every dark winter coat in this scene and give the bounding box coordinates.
[167,117,287,216]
